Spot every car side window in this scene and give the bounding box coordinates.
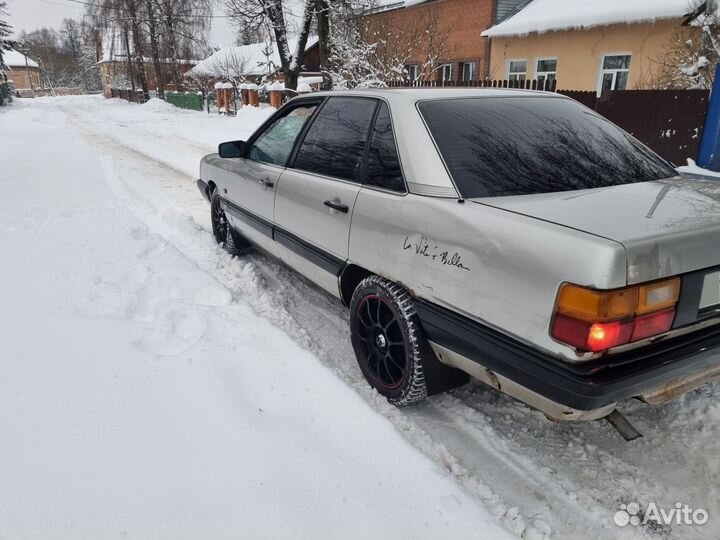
[365,103,405,192]
[248,104,317,166]
[293,97,377,182]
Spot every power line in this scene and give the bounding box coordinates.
[31,0,240,18]
[30,0,306,20]
[31,0,84,9]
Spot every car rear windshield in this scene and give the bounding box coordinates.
[418,97,677,198]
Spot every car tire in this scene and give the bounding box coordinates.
[210,188,248,255]
[349,275,431,406]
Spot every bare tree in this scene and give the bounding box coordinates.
[144,0,165,97]
[60,19,102,91]
[325,2,455,88]
[88,0,213,95]
[225,0,315,89]
[154,0,213,90]
[652,0,719,89]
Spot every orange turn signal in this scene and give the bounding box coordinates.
[551,277,681,353]
[555,284,637,322]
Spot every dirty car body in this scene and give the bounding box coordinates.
[197,88,720,423]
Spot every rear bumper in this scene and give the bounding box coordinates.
[416,299,720,411]
[197,179,211,202]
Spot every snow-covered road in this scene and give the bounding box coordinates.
[1,95,719,540]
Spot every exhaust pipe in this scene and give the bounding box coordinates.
[605,410,643,441]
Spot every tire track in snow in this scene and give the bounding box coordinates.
[60,97,719,540]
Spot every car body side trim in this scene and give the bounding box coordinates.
[222,197,274,238]
[274,228,345,276]
[415,298,720,410]
[219,196,345,277]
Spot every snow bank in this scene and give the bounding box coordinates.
[483,0,696,37]
[141,97,183,113]
[677,158,720,178]
[0,98,516,540]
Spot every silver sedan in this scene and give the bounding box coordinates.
[197,88,720,436]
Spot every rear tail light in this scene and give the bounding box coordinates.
[551,277,680,353]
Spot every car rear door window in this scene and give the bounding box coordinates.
[293,97,377,182]
[249,103,317,166]
[418,97,677,198]
[365,103,405,193]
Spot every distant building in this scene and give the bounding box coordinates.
[3,49,41,94]
[96,32,200,98]
[482,0,707,92]
[97,56,199,98]
[362,0,527,82]
[187,38,321,87]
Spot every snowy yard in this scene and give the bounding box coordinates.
[1,95,719,540]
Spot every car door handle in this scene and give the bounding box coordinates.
[257,178,274,188]
[324,200,349,213]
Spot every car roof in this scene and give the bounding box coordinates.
[307,87,566,101]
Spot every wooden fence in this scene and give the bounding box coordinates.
[385,78,708,165]
[110,88,148,104]
[387,78,558,92]
[559,89,709,166]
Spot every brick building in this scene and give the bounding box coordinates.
[98,57,198,98]
[3,49,42,92]
[363,0,527,82]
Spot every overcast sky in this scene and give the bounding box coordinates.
[5,0,236,47]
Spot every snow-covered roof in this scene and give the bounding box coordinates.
[4,49,39,69]
[365,0,430,14]
[189,37,318,78]
[482,0,696,37]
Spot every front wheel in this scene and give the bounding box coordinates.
[210,189,247,255]
[349,276,429,406]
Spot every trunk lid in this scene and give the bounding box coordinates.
[473,176,720,284]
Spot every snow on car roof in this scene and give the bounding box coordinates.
[4,49,39,69]
[482,0,696,37]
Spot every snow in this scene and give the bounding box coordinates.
[0,96,514,540]
[3,48,39,68]
[2,95,720,540]
[190,37,318,79]
[677,158,720,178]
[371,0,429,12]
[482,0,697,37]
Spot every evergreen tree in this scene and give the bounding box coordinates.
[0,1,16,72]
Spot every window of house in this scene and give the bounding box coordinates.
[508,60,527,82]
[441,64,453,83]
[406,64,420,81]
[599,54,631,92]
[462,62,478,81]
[293,97,377,182]
[535,58,557,83]
[365,103,405,193]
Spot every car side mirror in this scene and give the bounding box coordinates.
[218,140,246,159]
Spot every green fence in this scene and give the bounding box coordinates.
[165,91,203,111]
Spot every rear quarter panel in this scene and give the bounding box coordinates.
[349,189,628,360]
